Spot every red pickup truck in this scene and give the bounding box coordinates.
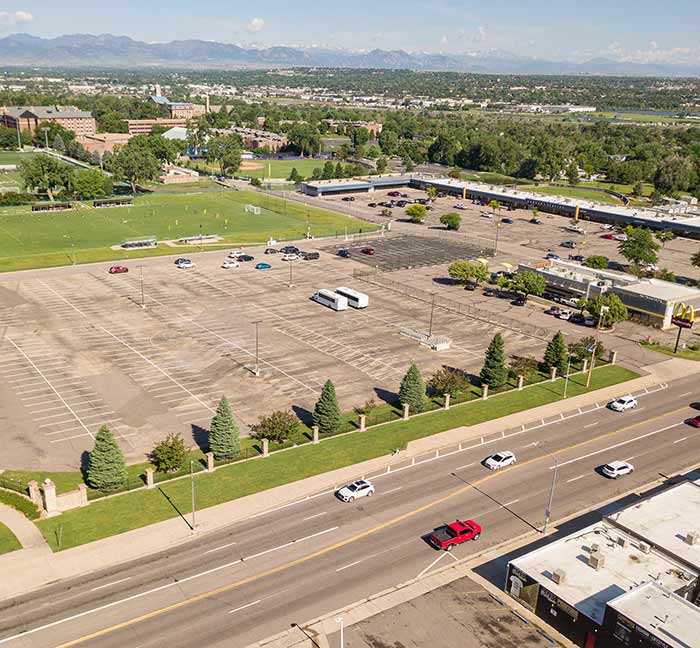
[429,519,482,551]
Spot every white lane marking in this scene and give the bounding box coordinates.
[88,577,131,592]
[583,422,598,430]
[417,552,452,579]
[228,600,261,614]
[382,486,403,495]
[455,462,476,470]
[678,392,693,398]
[302,512,327,521]
[246,489,335,520]
[241,527,339,561]
[551,422,681,469]
[567,474,588,483]
[503,499,519,507]
[674,437,689,444]
[624,456,636,462]
[204,541,237,555]
[522,442,538,448]
[336,559,364,573]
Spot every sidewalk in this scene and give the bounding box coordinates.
[0,358,693,601]
[0,503,49,552]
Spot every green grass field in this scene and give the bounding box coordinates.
[528,185,624,205]
[35,364,637,551]
[0,151,37,165]
[191,158,327,181]
[0,522,21,555]
[0,188,375,272]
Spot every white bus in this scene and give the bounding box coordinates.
[334,286,369,309]
[312,289,348,311]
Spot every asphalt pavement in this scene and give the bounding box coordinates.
[1,374,699,648]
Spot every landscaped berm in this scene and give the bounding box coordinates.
[0,188,375,272]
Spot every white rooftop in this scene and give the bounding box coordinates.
[606,481,700,571]
[608,582,700,648]
[510,522,697,624]
[616,279,700,301]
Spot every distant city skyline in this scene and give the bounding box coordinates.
[2,0,700,65]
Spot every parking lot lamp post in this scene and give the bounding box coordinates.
[586,305,609,388]
[543,456,558,534]
[139,266,145,309]
[253,320,262,376]
[42,126,50,150]
[288,259,294,288]
[428,293,436,337]
[190,460,196,530]
[495,222,501,254]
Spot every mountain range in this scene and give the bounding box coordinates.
[2,33,700,76]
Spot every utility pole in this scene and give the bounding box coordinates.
[139,266,145,309]
[190,460,196,530]
[253,320,262,376]
[586,305,609,387]
[543,456,558,534]
[428,293,436,337]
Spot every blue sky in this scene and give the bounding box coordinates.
[2,0,700,64]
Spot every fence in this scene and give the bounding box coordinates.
[353,268,550,341]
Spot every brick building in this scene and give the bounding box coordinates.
[126,118,188,135]
[75,133,133,154]
[1,106,96,137]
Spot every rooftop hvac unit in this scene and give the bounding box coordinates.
[616,536,627,548]
[685,532,699,546]
[590,543,600,554]
[552,569,566,584]
[639,542,652,554]
[589,552,606,571]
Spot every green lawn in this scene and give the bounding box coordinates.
[528,185,624,205]
[190,158,326,181]
[0,522,21,555]
[36,364,637,551]
[0,150,37,165]
[580,180,654,198]
[0,189,375,272]
[640,340,700,360]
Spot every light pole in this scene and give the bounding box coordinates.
[42,126,50,150]
[190,460,196,530]
[495,221,501,254]
[563,353,573,398]
[15,121,22,149]
[288,258,294,288]
[253,320,262,376]
[586,305,609,388]
[543,456,558,534]
[428,293,436,337]
[335,617,344,648]
[139,266,145,309]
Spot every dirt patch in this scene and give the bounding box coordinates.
[240,161,264,171]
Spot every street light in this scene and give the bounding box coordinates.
[42,126,50,150]
[428,293,436,337]
[563,353,573,398]
[586,305,609,388]
[288,258,294,288]
[253,320,262,376]
[139,265,146,309]
[543,456,559,534]
[190,460,196,530]
[335,617,344,648]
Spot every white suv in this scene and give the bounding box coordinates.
[282,253,299,262]
[609,396,638,412]
[602,460,634,479]
[336,479,375,502]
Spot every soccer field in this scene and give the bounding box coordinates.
[240,159,324,180]
[0,188,375,272]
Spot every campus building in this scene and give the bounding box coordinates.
[506,480,700,647]
[126,118,188,135]
[0,105,96,137]
[76,132,133,154]
[517,259,700,330]
[322,119,383,136]
[220,127,288,152]
[150,95,206,120]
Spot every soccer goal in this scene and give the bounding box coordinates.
[245,204,262,215]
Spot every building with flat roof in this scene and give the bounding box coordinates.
[149,95,206,120]
[1,105,96,137]
[506,480,700,647]
[126,118,188,135]
[221,127,288,152]
[76,132,133,154]
[517,259,700,329]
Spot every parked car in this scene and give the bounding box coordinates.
[614,233,629,242]
[512,296,526,306]
[464,281,477,291]
[609,396,638,412]
[569,313,584,324]
[455,203,466,210]
[558,310,573,321]
[368,202,378,208]
[282,253,299,261]
[108,265,129,274]
[601,233,616,240]
[530,218,543,224]
[342,196,355,202]
[483,288,497,297]
[584,316,596,327]
[601,223,615,230]
[280,245,299,254]
[299,251,320,260]
[561,241,577,249]
[545,252,561,260]
[396,200,407,207]
[483,451,517,470]
[602,460,634,479]
[566,225,586,234]
[569,254,585,262]
[388,191,401,197]
[255,262,272,270]
[228,250,244,258]
[501,217,513,224]
[436,192,446,198]
[546,305,562,316]
[238,254,255,262]
[429,519,482,551]
[175,258,194,269]
[338,248,351,258]
[361,247,375,255]
[686,416,700,428]
[264,248,278,255]
[221,260,239,269]
[336,479,375,502]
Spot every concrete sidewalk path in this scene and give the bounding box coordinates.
[0,357,693,601]
[0,502,49,552]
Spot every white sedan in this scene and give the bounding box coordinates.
[222,260,239,269]
[483,451,517,470]
[336,479,375,502]
[602,460,634,479]
[609,396,638,412]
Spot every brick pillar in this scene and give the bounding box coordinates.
[443,393,451,410]
[312,425,319,445]
[77,483,88,507]
[482,384,489,400]
[550,366,558,382]
[403,403,410,420]
[28,480,42,508]
[517,375,524,391]
[359,414,366,432]
[42,479,60,517]
[609,350,618,365]
[145,467,155,489]
[582,358,588,372]
[262,438,269,457]
[206,452,215,472]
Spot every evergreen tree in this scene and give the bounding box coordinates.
[86,425,128,491]
[208,396,240,460]
[480,333,507,389]
[313,380,341,434]
[53,133,65,153]
[399,363,425,412]
[543,331,568,375]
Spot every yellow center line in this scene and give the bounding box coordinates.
[54,403,689,647]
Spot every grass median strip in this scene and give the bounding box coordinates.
[0,522,21,555]
[35,365,637,551]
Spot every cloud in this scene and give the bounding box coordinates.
[440,35,448,45]
[605,40,700,65]
[247,17,265,33]
[0,10,34,26]
[472,26,486,42]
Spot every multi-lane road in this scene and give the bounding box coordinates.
[1,375,699,648]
